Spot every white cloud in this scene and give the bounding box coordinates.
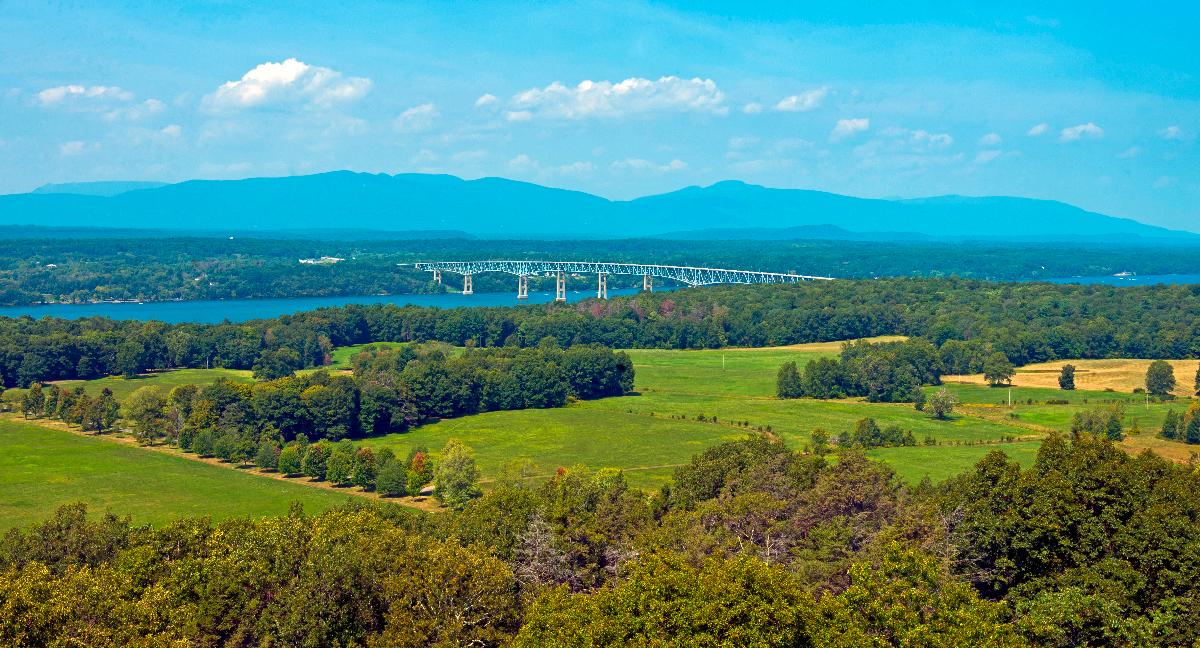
[974,150,1003,164]
[58,140,91,156]
[978,132,1002,146]
[907,129,953,148]
[104,98,165,122]
[830,118,870,141]
[1059,122,1103,142]
[774,87,828,112]
[1116,146,1140,159]
[394,102,439,133]
[505,110,533,122]
[1027,123,1050,137]
[508,153,534,170]
[1154,176,1176,189]
[203,58,371,111]
[611,157,688,172]
[160,124,182,138]
[1160,125,1182,140]
[474,93,498,107]
[741,102,763,114]
[510,76,726,119]
[729,136,759,149]
[451,149,489,162]
[37,84,133,105]
[556,161,595,175]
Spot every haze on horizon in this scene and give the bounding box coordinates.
[1,1,1196,229]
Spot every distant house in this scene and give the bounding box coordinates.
[298,256,346,265]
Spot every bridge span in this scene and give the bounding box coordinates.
[411,260,833,301]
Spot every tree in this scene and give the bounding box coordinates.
[21,382,44,419]
[810,428,830,456]
[302,443,330,480]
[123,386,168,444]
[407,450,434,495]
[1186,404,1200,445]
[1195,363,1200,396]
[802,357,843,399]
[1146,360,1176,398]
[376,460,408,497]
[278,444,303,475]
[96,388,120,431]
[1105,411,1123,441]
[928,388,956,419]
[775,361,802,399]
[325,446,354,485]
[983,352,1015,387]
[434,439,481,509]
[254,438,280,471]
[1058,364,1076,390]
[911,387,926,411]
[1160,410,1180,440]
[351,447,377,490]
[252,347,301,381]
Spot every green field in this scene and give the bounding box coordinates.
[365,340,1048,487]
[0,418,351,531]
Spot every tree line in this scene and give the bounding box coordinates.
[10,277,1200,388]
[2,433,1198,646]
[20,343,633,444]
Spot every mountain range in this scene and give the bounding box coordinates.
[1,171,1190,241]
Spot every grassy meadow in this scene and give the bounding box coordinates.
[0,417,351,531]
[6,337,1198,531]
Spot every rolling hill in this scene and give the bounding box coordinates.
[0,172,1190,241]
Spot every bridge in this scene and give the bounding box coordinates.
[410,260,833,301]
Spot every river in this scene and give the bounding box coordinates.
[0,288,652,324]
[3,274,1197,323]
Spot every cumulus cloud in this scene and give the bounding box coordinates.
[830,118,870,141]
[774,87,828,112]
[394,102,439,133]
[1027,123,1050,137]
[1059,122,1103,142]
[978,132,1002,146]
[611,157,688,172]
[742,102,763,114]
[474,93,498,107]
[37,85,133,105]
[505,110,533,122]
[1160,125,1182,140]
[203,58,371,111]
[160,124,182,138]
[510,76,726,119]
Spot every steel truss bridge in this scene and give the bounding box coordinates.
[411,260,833,301]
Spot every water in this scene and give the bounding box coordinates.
[0,288,652,324]
[1042,274,1200,286]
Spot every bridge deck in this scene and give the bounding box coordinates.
[411,260,832,286]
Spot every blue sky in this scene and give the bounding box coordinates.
[1,1,1197,229]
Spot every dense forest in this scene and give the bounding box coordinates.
[3,233,1200,305]
[2,434,1197,646]
[6,278,1200,388]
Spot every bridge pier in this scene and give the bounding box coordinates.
[597,272,608,299]
[555,271,566,302]
[643,274,652,292]
[517,274,528,299]
[432,269,441,284]
[463,273,473,295]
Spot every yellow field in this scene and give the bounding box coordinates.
[947,358,1199,396]
[726,335,906,352]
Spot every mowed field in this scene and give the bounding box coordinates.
[0,417,351,531]
[5,340,1197,531]
[364,338,1056,488]
[947,358,1200,397]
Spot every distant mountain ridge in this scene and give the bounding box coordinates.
[1,171,1190,241]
